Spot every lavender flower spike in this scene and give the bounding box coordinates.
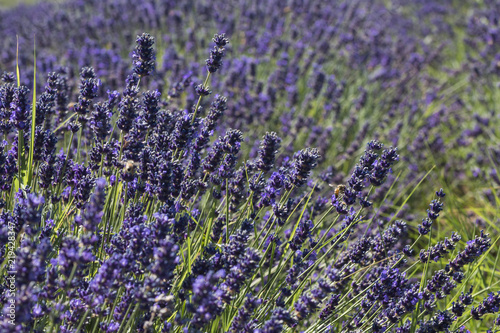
[133,33,156,77]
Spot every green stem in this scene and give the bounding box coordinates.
[17,129,24,184]
[225,179,230,243]
[191,72,211,123]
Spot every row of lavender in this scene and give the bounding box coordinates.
[0,30,497,332]
[1,0,498,203]
[0,0,499,332]
[0,31,495,332]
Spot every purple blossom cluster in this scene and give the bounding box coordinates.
[0,0,466,185]
[0,0,498,332]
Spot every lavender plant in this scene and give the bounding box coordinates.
[0,29,497,333]
[0,0,498,332]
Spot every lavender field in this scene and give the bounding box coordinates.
[0,0,499,332]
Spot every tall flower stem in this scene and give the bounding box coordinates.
[191,72,211,123]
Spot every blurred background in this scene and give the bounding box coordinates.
[0,0,39,8]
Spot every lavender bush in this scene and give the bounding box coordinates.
[0,0,499,332]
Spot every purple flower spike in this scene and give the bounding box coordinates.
[133,33,156,77]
